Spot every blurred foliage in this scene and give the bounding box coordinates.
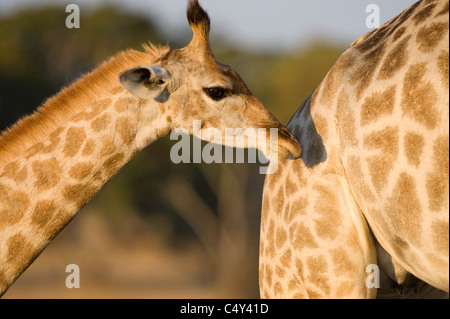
[0,6,344,296]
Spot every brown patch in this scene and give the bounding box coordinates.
[32,158,62,191]
[92,98,112,114]
[350,44,387,100]
[72,112,90,123]
[1,161,28,183]
[274,282,283,296]
[364,126,399,193]
[295,258,305,279]
[412,4,437,25]
[404,132,425,167]
[24,143,44,159]
[72,98,110,123]
[416,22,449,53]
[426,135,449,212]
[331,247,358,277]
[385,172,423,246]
[0,271,7,291]
[360,85,396,126]
[63,184,98,209]
[91,113,112,132]
[265,220,276,258]
[275,227,287,249]
[392,27,407,42]
[102,153,126,178]
[436,1,449,17]
[306,288,322,299]
[82,138,96,156]
[396,1,422,25]
[437,50,449,88]
[291,222,319,251]
[0,184,30,228]
[42,209,74,241]
[42,127,64,154]
[378,36,411,80]
[109,86,124,95]
[306,255,330,295]
[401,63,439,129]
[346,156,376,202]
[431,220,449,255]
[266,265,273,288]
[261,194,270,216]
[30,200,57,228]
[100,135,116,157]
[287,277,300,291]
[273,186,285,216]
[280,249,292,268]
[292,159,306,186]
[290,197,308,218]
[355,25,389,53]
[64,127,87,158]
[314,217,339,241]
[6,234,35,267]
[292,291,307,299]
[312,185,342,240]
[114,97,136,113]
[284,177,297,197]
[275,266,286,278]
[68,162,95,180]
[115,117,135,145]
[336,90,358,148]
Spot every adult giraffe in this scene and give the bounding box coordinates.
[260,0,449,298]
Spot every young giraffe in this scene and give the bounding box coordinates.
[260,0,449,298]
[0,0,300,296]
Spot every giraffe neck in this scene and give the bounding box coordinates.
[0,51,168,295]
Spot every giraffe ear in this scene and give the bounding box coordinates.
[119,65,170,99]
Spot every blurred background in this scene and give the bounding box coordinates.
[0,0,415,298]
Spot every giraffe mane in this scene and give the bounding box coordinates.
[0,42,171,165]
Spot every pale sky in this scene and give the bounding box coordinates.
[0,0,418,51]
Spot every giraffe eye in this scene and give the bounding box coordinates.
[204,87,227,101]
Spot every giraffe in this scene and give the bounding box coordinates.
[0,0,301,296]
[259,0,449,298]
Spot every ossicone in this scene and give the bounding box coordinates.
[187,0,211,46]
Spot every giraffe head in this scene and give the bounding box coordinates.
[119,0,301,159]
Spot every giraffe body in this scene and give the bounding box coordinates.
[0,0,300,296]
[260,0,449,298]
